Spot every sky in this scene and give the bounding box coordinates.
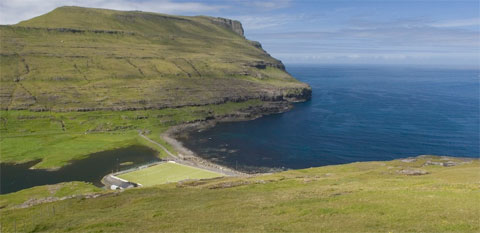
[1,0,479,67]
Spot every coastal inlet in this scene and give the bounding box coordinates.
[0,145,160,194]
[176,65,480,173]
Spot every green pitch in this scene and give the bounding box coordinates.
[117,162,223,186]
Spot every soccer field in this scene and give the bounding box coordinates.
[117,162,223,187]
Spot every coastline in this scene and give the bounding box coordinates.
[1,95,311,194]
[160,101,296,176]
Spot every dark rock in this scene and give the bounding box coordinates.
[246,61,286,70]
[248,40,263,49]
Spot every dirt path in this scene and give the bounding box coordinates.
[139,133,178,159]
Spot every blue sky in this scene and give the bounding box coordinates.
[1,0,479,67]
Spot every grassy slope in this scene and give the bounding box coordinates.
[0,6,308,111]
[0,6,309,168]
[0,100,264,168]
[0,182,101,209]
[1,7,477,233]
[1,156,478,232]
[117,162,222,186]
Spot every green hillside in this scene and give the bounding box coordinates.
[1,6,477,233]
[0,100,269,168]
[0,6,310,111]
[1,156,478,232]
[0,6,310,168]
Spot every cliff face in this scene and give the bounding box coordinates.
[0,6,311,111]
[209,17,244,37]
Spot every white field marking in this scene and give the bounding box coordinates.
[118,161,223,186]
[126,162,220,178]
[171,162,222,175]
[110,175,129,183]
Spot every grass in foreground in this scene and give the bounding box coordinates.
[0,182,100,209]
[117,162,222,186]
[1,156,478,232]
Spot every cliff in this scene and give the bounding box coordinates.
[208,17,245,36]
[0,6,311,111]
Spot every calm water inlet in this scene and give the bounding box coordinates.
[178,65,480,173]
[0,145,160,194]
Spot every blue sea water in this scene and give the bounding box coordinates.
[179,65,479,172]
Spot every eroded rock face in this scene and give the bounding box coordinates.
[210,17,244,36]
[248,40,263,49]
[246,61,286,70]
[283,87,313,102]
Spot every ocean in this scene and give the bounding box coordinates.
[178,64,480,172]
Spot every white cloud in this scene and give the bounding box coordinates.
[348,17,480,30]
[247,15,480,66]
[431,18,480,27]
[250,0,292,10]
[0,0,227,24]
[232,0,292,11]
[233,14,306,31]
[234,15,289,30]
[251,26,480,48]
[276,51,479,67]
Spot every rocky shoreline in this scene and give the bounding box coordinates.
[161,100,301,176]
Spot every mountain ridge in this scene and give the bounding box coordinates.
[17,6,246,37]
[1,6,311,112]
[0,6,309,169]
